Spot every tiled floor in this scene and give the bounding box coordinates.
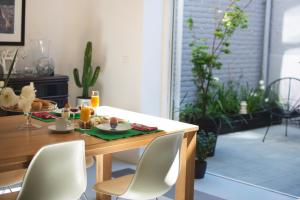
[84,159,297,200]
[207,124,300,197]
[0,158,297,200]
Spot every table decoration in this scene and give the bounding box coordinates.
[0,85,57,129]
[73,41,101,106]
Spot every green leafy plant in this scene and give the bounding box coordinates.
[183,0,248,119]
[196,131,217,161]
[73,41,101,98]
[214,81,240,115]
[179,103,202,124]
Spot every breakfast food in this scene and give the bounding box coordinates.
[33,98,53,109]
[31,101,43,111]
[110,117,118,129]
[92,116,109,125]
[29,98,55,112]
[1,97,56,112]
[78,120,93,129]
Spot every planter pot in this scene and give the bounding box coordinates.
[207,135,218,157]
[217,111,282,135]
[195,160,207,179]
[192,118,218,157]
[195,117,220,133]
[76,97,91,106]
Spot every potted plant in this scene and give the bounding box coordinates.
[180,1,249,156]
[73,41,101,106]
[195,131,217,179]
[184,0,248,119]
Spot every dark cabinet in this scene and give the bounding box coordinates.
[0,74,69,116]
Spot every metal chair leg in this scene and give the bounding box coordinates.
[285,119,288,137]
[83,192,88,200]
[8,185,12,193]
[263,114,274,142]
[263,125,270,142]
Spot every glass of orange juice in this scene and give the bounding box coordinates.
[91,91,100,108]
[80,103,91,129]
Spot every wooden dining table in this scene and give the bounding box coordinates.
[0,106,198,200]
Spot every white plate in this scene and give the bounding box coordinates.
[96,123,131,133]
[48,125,74,133]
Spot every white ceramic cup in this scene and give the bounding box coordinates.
[55,117,68,131]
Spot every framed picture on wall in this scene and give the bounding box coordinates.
[0,0,25,46]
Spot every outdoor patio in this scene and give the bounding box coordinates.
[207,124,300,197]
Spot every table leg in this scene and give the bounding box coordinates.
[95,154,112,200]
[175,131,197,200]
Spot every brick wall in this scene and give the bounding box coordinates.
[179,0,266,104]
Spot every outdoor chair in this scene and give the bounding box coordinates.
[263,77,300,142]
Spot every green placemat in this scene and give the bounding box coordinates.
[75,127,162,141]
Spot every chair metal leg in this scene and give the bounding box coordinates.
[263,125,270,142]
[83,192,88,200]
[8,185,12,193]
[263,114,274,142]
[285,119,288,137]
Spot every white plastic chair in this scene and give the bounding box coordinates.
[16,140,87,200]
[93,131,184,200]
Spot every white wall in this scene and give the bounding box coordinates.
[268,0,300,83]
[90,0,143,113]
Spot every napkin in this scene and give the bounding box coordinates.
[32,112,57,119]
[131,123,158,131]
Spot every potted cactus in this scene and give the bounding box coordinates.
[73,41,101,106]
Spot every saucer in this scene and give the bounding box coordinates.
[48,125,74,133]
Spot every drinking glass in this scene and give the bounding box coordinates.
[70,106,79,126]
[91,91,100,108]
[80,104,91,129]
[19,112,41,130]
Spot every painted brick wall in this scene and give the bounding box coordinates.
[180,0,266,104]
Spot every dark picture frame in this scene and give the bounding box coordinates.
[0,0,25,46]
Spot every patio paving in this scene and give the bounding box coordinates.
[207,124,300,197]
